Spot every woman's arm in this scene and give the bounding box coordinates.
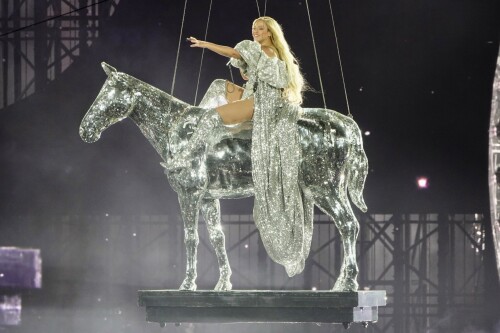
[188,37,241,59]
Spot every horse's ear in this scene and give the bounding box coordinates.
[101,62,117,76]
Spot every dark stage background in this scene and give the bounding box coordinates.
[1,1,500,333]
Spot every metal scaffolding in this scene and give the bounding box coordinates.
[0,0,120,109]
[0,213,487,333]
[488,48,500,281]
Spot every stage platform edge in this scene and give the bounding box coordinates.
[138,290,386,327]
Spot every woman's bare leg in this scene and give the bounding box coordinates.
[225,81,244,103]
[216,97,254,125]
[165,94,252,170]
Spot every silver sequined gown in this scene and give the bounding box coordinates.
[230,40,307,276]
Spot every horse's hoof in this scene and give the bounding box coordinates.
[285,258,305,277]
[332,278,358,292]
[179,279,197,291]
[214,279,232,291]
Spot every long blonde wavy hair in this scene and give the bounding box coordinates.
[254,16,305,105]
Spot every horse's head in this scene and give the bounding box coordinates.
[79,62,139,143]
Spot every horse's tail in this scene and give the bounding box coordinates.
[347,139,368,212]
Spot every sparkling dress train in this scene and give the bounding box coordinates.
[230,40,311,276]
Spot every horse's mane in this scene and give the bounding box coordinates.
[116,71,189,110]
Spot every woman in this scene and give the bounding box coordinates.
[170,16,310,276]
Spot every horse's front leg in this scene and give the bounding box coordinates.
[178,193,203,291]
[200,198,232,291]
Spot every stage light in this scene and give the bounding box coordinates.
[417,177,429,189]
[364,131,371,136]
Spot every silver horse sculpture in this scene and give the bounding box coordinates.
[80,62,368,291]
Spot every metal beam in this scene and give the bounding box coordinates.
[0,0,121,110]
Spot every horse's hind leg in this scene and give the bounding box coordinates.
[200,198,232,291]
[314,192,360,291]
[178,194,201,291]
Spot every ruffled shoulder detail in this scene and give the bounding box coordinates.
[234,40,262,67]
[229,40,288,89]
[229,40,262,69]
[257,56,288,88]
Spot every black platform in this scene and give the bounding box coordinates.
[138,290,386,326]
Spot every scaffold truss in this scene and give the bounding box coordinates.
[0,0,121,109]
[488,48,500,282]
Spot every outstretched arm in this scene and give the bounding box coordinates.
[188,37,241,59]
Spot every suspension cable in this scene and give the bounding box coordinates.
[255,0,261,17]
[170,0,188,97]
[304,0,327,109]
[328,0,352,117]
[255,0,268,17]
[0,0,113,38]
[193,0,213,105]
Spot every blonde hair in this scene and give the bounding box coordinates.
[253,16,305,105]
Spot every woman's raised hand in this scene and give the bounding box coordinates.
[187,37,205,48]
[186,37,239,59]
